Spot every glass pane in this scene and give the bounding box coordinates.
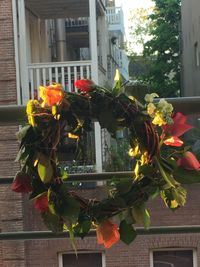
[153,250,193,267]
[62,253,102,267]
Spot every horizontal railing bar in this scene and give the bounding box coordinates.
[1,226,200,241]
[28,60,92,68]
[0,97,200,124]
[0,172,133,184]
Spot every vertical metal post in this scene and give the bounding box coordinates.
[18,0,29,104]
[89,0,103,172]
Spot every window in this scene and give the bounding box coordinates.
[150,249,197,267]
[59,251,105,267]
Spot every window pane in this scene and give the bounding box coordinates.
[153,250,193,267]
[62,253,102,267]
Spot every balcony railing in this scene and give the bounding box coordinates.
[65,17,89,27]
[28,60,92,99]
[106,7,123,25]
[111,46,129,80]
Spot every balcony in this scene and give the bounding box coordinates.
[28,61,92,99]
[110,46,129,80]
[106,6,124,33]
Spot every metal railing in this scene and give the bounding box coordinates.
[1,97,200,125]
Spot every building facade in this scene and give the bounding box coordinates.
[181,0,200,96]
[0,0,200,266]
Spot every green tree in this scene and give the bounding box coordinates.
[128,7,153,52]
[143,0,181,97]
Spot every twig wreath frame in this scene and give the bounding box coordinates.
[12,75,200,249]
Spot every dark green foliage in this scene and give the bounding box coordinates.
[143,0,181,97]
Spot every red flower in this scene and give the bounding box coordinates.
[162,112,193,147]
[163,136,183,147]
[11,172,32,193]
[177,151,200,170]
[74,79,94,93]
[40,83,64,106]
[34,194,49,213]
[96,220,120,248]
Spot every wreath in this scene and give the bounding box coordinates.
[12,75,200,249]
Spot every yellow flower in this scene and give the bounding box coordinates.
[140,152,149,165]
[114,69,121,81]
[128,145,140,157]
[147,103,156,116]
[68,133,79,139]
[26,99,40,127]
[152,112,166,126]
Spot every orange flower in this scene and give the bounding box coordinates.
[177,151,200,170]
[96,220,120,248]
[40,83,64,106]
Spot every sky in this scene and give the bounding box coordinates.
[115,0,155,53]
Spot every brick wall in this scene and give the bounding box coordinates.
[22,185,200,267]
[0,0,17,105]
[0,0,25,266]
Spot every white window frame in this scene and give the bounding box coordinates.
[150,248,197,267]
[58,250,106,267]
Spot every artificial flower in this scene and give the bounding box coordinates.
[26,99,40,127]
[152,112,166,126]
[163,136,183,147]
[177,151,200,170]
[68,133,79,139]
[40,83,64,106]
[144,93,159,103]
[11,172,32,193]
[162,112,193,147]
[128,145,140,157]
[34,194,49,213]
[147,103,156,117]
[157,99,173,114]
[96,220,120,248]
[74,79,94,93]
[163,112,193,137]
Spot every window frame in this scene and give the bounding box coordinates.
[150,247,197,267]
[58,250,106,267]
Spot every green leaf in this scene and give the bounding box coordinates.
[42,212,63,232]
[112,69,124,95]
[119,220,137,245]
[37,153,53,183]
[116,178,132,194]
[143,209,151,229]
[74,220,92,238]
[108,196,127,209]
[139,164,154,176]
[16,125,31,141]
[57,184,80,224]
[132,205,151,229]
[174,167,200,184]
[60,168,69,181]
[29,178,47,200]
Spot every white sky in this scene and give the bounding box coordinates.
[115,0,155,53]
